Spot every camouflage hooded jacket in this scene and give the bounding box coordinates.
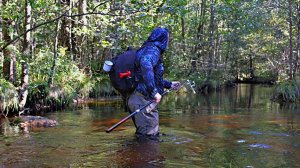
[135,27,172,99]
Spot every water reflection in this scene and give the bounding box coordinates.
[0,84,300,167]
[0,117,23,136]
[113,137,164,168]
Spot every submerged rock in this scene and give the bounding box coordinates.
[18,116,58,128]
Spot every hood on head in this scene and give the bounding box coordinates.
[144,27,169,53]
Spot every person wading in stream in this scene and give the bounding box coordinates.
[128,27,180,138]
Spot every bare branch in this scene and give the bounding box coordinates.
[67,9,144,18]
[0,14,66,52]
[91,0,111,13]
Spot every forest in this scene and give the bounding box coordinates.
[1,0,300,115]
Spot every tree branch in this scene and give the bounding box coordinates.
[91,0,111,13]
[0,2,160,52]
[0,14,65,52]
[67,9,144,18]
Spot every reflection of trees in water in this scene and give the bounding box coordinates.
[279,103,300,135]
[72,100,124,121]
[162,84,278,114]
[247,84,254,109]
[0,117,23,136]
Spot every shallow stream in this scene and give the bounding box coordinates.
[1,84,300,167]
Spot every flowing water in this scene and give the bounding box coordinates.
[1,84,300,168]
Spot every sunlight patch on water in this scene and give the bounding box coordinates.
[248,143,272,149]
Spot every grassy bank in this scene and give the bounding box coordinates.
[272,80,300,103]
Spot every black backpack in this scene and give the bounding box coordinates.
[108,47,138,98]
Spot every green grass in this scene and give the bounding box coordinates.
[272,80,300,102]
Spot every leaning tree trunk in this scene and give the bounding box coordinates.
[2,0,16,84]
[19,0,31,110]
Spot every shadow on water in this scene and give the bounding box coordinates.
[1,84,300,167]
[112,136,165,168]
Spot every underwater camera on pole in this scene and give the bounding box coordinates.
[105,80,197,133]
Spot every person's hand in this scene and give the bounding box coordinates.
[171,81,181,90]
[154,93,162,103]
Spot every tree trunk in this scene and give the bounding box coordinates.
[19,0,31,110]
[224,24,230,72]
[2,0,16,84]
[77,0,88,65]
[206,0,215,81]
[196,0,206,58]
[78,0,87,26]
[181,16,186,51]
[294,4,300,77]
[69,0,75,61]
[288,0,293,80]
[19,62,29,110]
[215,22,220,69]
[59,0,74,60]
[249,53,255,78]
[48,20,61,86]
[190,0,206,72]
[2,0,9,79]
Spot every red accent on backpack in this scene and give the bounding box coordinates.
[119,70,131,79]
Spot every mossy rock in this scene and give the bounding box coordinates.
[17,116,58,128]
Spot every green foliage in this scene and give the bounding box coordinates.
[26,48,93,107]
[255,68,278,80]
[0,78,19,113]
[90,75,116,98]
[28,81,49,100]
[47,84,75,106]
[1,0,300,112]
[272,81,300,103]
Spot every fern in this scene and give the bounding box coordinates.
[0,79,19,114]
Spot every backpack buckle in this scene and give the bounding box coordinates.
[119,70,132,79]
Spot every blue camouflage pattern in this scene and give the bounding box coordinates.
[135,27,172,99]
